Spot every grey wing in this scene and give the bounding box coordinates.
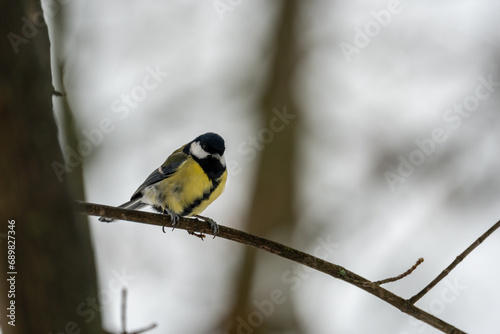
[130,161,183,200]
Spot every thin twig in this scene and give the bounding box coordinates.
[374,258,424,285]
[52,89,66,97]
[77,201,468,334]
[104,286,157,334]
[409,220,500,304]
[129,323,158,334]
[121,288,127,334]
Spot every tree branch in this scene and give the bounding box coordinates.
[77,201,466,334]
[121,288,127,334]
[374,258,424,285]
[103,287,157,334]
[409,220,500,304]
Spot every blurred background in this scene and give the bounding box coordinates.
[48,0,500,333]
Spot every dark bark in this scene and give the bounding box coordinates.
[0,1,102,333]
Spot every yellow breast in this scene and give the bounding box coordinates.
[142,157,227,216]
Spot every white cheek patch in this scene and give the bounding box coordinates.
[219,153,226,167]
[190,141,209,159]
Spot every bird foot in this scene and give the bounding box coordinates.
[188,230,206,240]
[162,209,180,233]
[192,215,219,238]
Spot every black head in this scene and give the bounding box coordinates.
[184,132,226,179]
[195,132,225,155]
[182,131,225,162]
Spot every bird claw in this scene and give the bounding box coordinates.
[188,231,206,240]
[193,215,219,238]
[160,211,218,238]
[162,209,180,233]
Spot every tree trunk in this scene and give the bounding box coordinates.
[0,1,102,333]
[223,1,303,332]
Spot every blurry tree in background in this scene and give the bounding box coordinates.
[222,1,303,332]
[0,0,102,333]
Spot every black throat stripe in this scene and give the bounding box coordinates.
[180,178,221,216]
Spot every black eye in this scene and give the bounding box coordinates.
[202,144,208,151]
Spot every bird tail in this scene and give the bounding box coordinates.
[98,198,145,222]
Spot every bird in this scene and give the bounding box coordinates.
[99,132,227,235]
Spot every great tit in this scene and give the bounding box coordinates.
[99,132,227,234]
